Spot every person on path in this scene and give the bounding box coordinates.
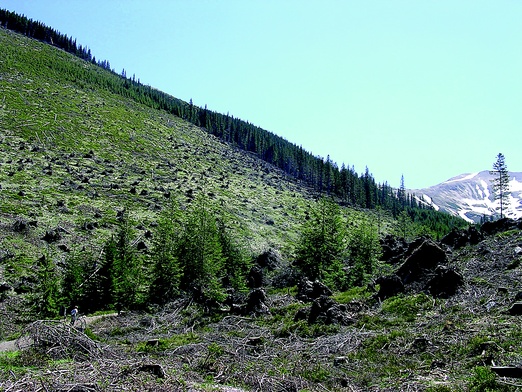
[70,306,78,326]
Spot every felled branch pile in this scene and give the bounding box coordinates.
[158,312,371,391]
[1,357,185,392]
[16,319,107,360]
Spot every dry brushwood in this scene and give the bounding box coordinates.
[1,356,188,392]
[16,319,108,360]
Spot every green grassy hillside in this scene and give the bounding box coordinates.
[0,28,392,300]
[0,27,326,259]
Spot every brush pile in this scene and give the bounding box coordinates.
[16,319,106,361]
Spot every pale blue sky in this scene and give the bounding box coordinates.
[3,1,521,189]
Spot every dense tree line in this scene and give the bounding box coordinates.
[55,198,251,315]
[0,9,466,236]
[293,197,382,291]
[43,197,397,316]
[0,9,94,63]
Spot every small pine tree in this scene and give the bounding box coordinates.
[61,246,88,310]
[77,248,105,314]
[396,210,412,239]
[375,205,384,235]
[111,211,145,311]
[34,252,60,318]
[217,218,251,292]
[149,206,182,304]
[346,221,382,286]
[490,153,510,219]
[96,236,118,310]
[295,197,347,290]
[179,197,226,302]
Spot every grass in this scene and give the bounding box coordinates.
[0,28,391,269]
[381,293,434,323]
[135,332,201,353]
[333,285,373,303]
[495,229,519,239]
[0,351,24,373]
[467,366,513,392]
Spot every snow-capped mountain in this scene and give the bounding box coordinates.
[412,171,522,223]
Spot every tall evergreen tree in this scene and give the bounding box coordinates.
[179,196,226,302]
[61,246,88,310]
[149,206,182,304]
[346,220,381,287]
[111,211,145,311]
[490,153,510,219]
[76,247,107,314]
[217,218,251,292]
[324,155,333,194]
[33,252,60,318]
[397,175,406,208]
[363,167,376,208]
[396,210,413,239]
[96,236,118,310]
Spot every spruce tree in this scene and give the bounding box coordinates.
[34,252,60,318]
[346,220,381,286]
[217,218,251,292]
[97,236,118,310]
[396,210,412,239]
[295,197,347,290]
[179,196,226,302]
[61,246,88,310]
[111,211,145,311]
[149,206,182,304]
[77,248,106,314]
[490,153,510,219]
[397,175,406,208]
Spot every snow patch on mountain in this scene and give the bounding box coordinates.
[443,172,480,184]
[412,171,522,223]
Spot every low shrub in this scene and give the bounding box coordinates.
[381,293,433,322]
[467,366,511,392]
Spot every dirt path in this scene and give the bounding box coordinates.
[0,313,117,353]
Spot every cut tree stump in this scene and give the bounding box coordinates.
[507,302,522,315]
[146,339,159,347]
[491,366,522,378]
[138,363,166,378]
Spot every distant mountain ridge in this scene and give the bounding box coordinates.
[413,171,522,223]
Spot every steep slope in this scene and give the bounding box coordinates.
[0,9,405,214]
[0,27,328,265]
[413,171,522,223]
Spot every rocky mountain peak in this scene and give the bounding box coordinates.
[413,170,522,223]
